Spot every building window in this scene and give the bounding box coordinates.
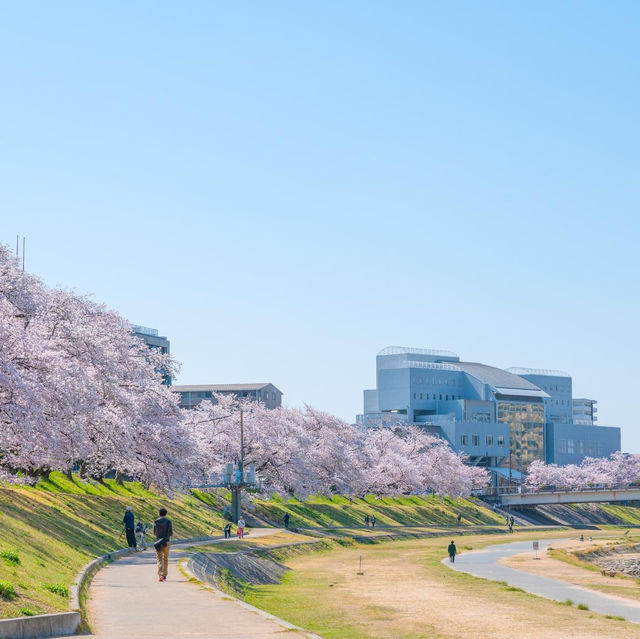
[472,434,480,446]
[461,435,468,446]
[439,394,442,400]
[497,435,505,447]
[445,394,449,400]
[486,435,493,446]
[413,393,416,399]
[567,439,575,454]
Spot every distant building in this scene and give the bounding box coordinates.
[573,398,597,425]
[173,383,283,410]
[132,325,171,385]
[357,346,621,473]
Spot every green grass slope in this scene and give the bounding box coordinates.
[0,473,226,619]
[251,494,505,528]
[537,502,640,526]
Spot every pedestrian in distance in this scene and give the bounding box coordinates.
[223,522,232,539]
[364,514,370,527]
[237,516,246,539]
[448,540,457,563]
[371,515,376,528]
[283,512,290,529]
[153,507,173,582]
[457,513,462,524]
[123,506,137,550]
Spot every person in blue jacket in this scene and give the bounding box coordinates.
[123,506,137,549]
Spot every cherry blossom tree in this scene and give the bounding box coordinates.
[0,244,192,491]
[184,396,488,498]
[525,453,640,491]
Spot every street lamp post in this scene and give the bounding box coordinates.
[223,409,257,523]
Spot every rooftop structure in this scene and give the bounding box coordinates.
[173,383,283,410]
[131,324,171,385]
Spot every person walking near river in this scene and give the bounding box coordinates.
[123,506,136,550]
[237,517,246,539]
[154,507,173,582]
[448,540,457,563]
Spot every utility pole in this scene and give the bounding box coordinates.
[230,409,244,523]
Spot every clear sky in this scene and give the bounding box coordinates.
[1,2,638,449]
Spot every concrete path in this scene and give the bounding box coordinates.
[66,529,312,638]
[445,538,640,622]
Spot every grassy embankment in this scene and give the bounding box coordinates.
[540,501,640,526]
[220,530,638,639]
[251,493,506,529]
[0,474,505,620]
[0,473,226,619]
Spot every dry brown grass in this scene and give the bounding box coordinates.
[244,531,640,639]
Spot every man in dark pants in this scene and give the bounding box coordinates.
[154,507,173,582]
[123,506,136,549]
[283,512,290,529]
[448,540,457,563]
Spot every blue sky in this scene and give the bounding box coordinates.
[1,2,638,449]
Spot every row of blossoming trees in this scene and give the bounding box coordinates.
[525,453,640,492]
[0,244,486,496]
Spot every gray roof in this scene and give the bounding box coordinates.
[172,383,280,393]
[455,361,542,391]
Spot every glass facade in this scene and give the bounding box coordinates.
[497,401,545,470]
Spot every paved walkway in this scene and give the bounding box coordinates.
[445,538,640,622]
[67,529,312,638]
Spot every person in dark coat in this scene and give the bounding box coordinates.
[371,515,376,528]
[154,507,173,581]
[123,506,136,549]
[448,540,457,563]
[283,512,290,529]
[223,522,232,539]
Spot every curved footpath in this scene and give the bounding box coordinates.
[445,538,640,623]
[56,529,314,639]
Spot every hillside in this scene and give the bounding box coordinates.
[250,493,506,528]
[0,476,506,620]
[527,502,640,527]
[0,474,225,619]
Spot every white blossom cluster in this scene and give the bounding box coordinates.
[525,452,640,491]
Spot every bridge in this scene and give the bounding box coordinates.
[500,487,640,507]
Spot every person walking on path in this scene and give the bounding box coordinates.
[223,522,232,539]
[283,512,290,529]
[364,514,370,527]
[457,513,462,524]
[371,515,376,528]
[237,517,246,539]
[123,506,136,550]
[448,540,457,563]
[154,507,173,582]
